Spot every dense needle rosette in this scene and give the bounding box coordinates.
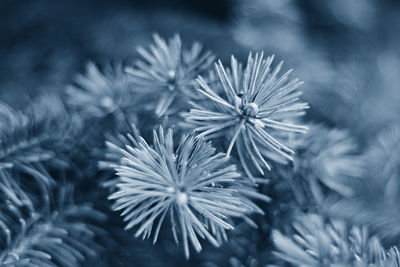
[108,126,264,258]
[125,34,215,117]
[184,52,309,178]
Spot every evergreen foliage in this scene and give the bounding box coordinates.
[272,213,399,267]
[275,124,362,206]
[325,125,400,244]
[67,63,136,120]
[0,94,82,174]
[125,34,215,117]
[183,53,308,179]
[0,170,105,266]
[105,126,266,258]
[1,4,399,263]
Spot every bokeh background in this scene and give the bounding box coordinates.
[1,0,400,139]
[2,0,400,136]
[1,0,400,266]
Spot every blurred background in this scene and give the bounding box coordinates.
[1,1,400,266]
[1,0,399,140]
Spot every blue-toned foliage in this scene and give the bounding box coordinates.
[183,52,308,179]
[99,122,141,172]
[276,124,362,205]
[0,94,83,178]
[380,247,400,267]
[0,170,106,266]
[66,62,137,120]
[125,34,215,117]
[325,125,400,244]
[272,213,397,267]
[106,126,266,258]
[2,21,399,266]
